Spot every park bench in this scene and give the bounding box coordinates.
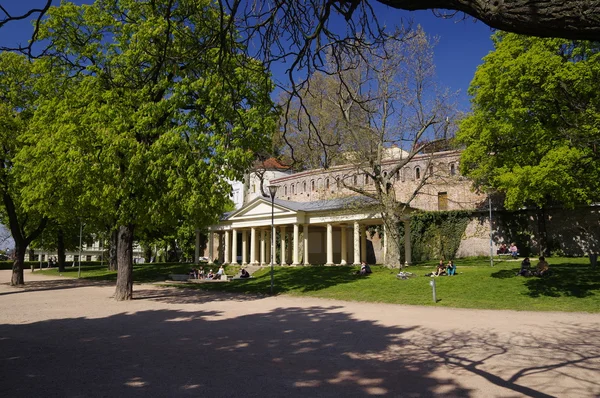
[168,274,190,281]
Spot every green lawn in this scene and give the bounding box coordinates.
[38,257,600,313]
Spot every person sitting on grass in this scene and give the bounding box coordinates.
[189,268,198,279]
[534,256,550,276]
[213,265,225,279]
[446,260,456,276]
[517,257,531,276]
[509,243,519,259]
[206,269,215,279]
[431,260,446,277]
[240,268,250,278]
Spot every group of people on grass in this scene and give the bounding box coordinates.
[189,265,251,280]
[497,243,520,258]
[517,256,550,277]
[428,260,457,277]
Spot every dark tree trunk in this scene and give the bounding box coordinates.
[57,229,66,273]
[537,207,548,257]
[11,243,27,285]
[378,0,600,41]
[108,229,118,271]
[114,224,134,301]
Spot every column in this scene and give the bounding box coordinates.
[250,227,257,265]
[231,229,238,265]
[404,220,412,265]
[208,231,214,264]
[303,224,309,265]
[286,230,292,263]
[242,230,248,265]
[224,230,230,264]
[194,229,201,265]
[266,229,271,266]
[353,222,360,265]
[326,223,334,265]
[260,229,266,265]
[340,224,347,265]
[280,226,287,265]
[292,223,300,266]
[360,225,367,263]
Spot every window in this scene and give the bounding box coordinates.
[303,181,307,192]
[438,192,448,211]
[364,174,369,185]
[326,178,330,189]
[284,186,288,196]
[291,184,295,194]
[311,180,315,191]
[336,176,341,188]
[415,167,421,180]
[252,184,256,193]
[395,170,400,180]
[450,163,456,176]
[353,175,358,185]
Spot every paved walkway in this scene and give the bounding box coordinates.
[1,270,599,397]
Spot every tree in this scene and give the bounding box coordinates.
[457,32,600,254]
[0,52,48,285]
[17,0,276,300]
[280,28,455,268]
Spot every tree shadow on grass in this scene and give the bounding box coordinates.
[1,304,598,397]
[491,262,600,298]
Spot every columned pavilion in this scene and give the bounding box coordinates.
[201,196,412,266]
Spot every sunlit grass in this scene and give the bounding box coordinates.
[39,256,600,312]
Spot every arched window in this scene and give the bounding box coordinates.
[284,186,288,196]
[450,163,456,176]
[336,176,341,188]
[291,184,295,194]
[415,167,421,180]
[353,175,358,185]
[303,181,307,192]
[326,178,330,189]
[311,180,315,191]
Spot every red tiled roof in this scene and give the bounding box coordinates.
[255,157,290,170]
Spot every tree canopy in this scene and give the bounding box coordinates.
[457,32,600,210]
[14,0,276,298]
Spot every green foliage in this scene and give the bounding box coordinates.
[458,32,600,210]
[16,0,277,237]
[405,210,471,262]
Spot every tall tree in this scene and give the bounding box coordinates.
[457,32,600,253]
[281,28,456,268]
[18,0,276,300]
[0,52,47,285]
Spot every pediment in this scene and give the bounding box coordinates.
[228,197,296,221]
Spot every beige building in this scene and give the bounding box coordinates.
[202,150,489,266]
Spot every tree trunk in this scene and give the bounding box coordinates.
[57,229,66,273]
[114,224,134,301]
[537,207,548,256]
[383,216,403,269]
[108,229,118,271]
[11,243,27,286]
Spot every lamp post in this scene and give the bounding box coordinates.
[489,194,494,267]
[267,185,279,294]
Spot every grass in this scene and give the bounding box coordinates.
[38,257,600,313]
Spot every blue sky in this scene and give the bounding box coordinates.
[2,1,495,112]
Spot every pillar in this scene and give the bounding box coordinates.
[360,225,367,263]
[266,229,271,266]
[280,226,287,265]
[231,229,238,265]
[224,230,230,264]
[260,229,266,265]
[303,224,309,265]
[250,227,257,265]
[340,224,347,265]
[242,230,248,265]
[326,223,334,265]
[208,231,214,264]
[353,222,360,265]
[292,223,300,266]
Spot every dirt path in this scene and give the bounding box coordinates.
[1,270,599,397]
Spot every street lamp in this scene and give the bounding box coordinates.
[267,184,279,294]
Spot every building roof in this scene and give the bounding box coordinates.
[253,157,290,171]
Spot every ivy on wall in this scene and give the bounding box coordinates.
[399,210,471,263]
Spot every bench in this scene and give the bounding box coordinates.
[231,276,255,281]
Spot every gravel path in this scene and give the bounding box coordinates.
[1,269,599,397]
